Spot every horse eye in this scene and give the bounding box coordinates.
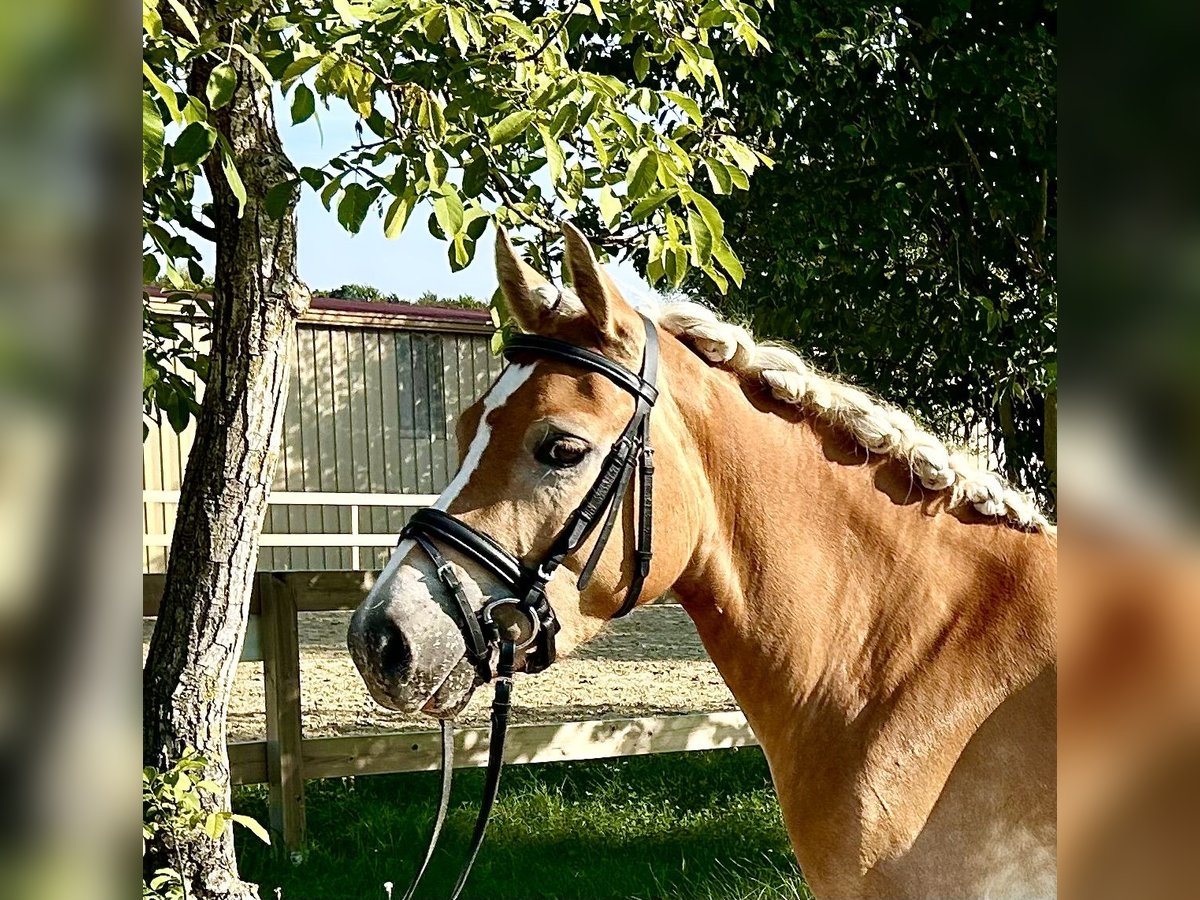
[535,435,590,469]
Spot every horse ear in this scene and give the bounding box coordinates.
[494,227,581,333]
[562,221,638,347]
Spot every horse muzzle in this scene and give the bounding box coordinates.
[347,580,479,714]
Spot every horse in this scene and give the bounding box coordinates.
[348,223,1057,899]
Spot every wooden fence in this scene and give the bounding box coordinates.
[143,572,758,852]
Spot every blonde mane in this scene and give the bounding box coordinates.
[653,300,1053,532]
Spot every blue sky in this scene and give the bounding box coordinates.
[197,95,649,302]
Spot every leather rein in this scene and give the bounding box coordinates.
[395,313,660,899]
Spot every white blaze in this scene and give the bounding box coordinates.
[373,363,534,589]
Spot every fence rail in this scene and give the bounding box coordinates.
[143,491,439,568]
[142,572,757,852]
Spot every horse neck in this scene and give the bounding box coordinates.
[667,358,1056,873]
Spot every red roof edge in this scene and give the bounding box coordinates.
[309,296,491,322]
[145,286,492,324]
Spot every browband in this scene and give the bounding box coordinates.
[503,334,660,406]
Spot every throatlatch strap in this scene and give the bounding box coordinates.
[449,640,515,900]
[615,417,655,619]
[576,443,639,590]
[401,718,454,900]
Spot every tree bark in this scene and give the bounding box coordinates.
[142,44,308,899]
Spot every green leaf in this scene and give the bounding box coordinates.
[687,208,713,266]
[721,136,759,174]
[488,110,536,146]
[142,63,180,123]
[549,102,579,139]
[232,45,274,85]
[624,148,658,201]
[204,812,226,840]
[462,155,487,198]
[143,1,163,38]
[665,245,686,287]
[587,123,611,167]
[416,94,446,141]
[425,149,448,189]
[448,234,474,271]
[291,84,315,124]
[319,175,342,210]
[142,254,160,284]
[264,180,296,220]
[629,187,677,222]
[463,207,489,241]
[165,0,200,41]
[703,263,729,293]
[231,814,271,845]
[299,166,325,191]
[713,238,744,287]
[687,191,725,245]
[383,192,414,239]
[171,122,216,169]
[464,9,486,46]
[142,355,159,390]
[181,95,207,124]
[633,47,650,83]
[433,187,465,237]
[663,90,702,125]
[420,6,447,41]
[281,54,322,84]
[588,0,605,21]
[447,7,470,54]
[337,183,378,234]
[142,92,165,185]
[537,125,565,184]
[219,143,247,216]
[598,186,621,228]
[332,0,358,25]
[704,158,732,195]
[206,62,237,110]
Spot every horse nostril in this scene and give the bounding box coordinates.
[376,619,413,683]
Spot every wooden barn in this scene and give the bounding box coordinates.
[142,295,500,574]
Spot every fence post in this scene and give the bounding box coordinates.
[259,572,306,854]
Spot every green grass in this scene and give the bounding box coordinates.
[234,747,810,900]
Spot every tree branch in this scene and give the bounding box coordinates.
[515,13,572,63]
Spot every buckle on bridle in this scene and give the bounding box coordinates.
[480,597,541,651]
[435,560,462,589]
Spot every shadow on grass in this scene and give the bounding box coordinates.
[235,747,810,900]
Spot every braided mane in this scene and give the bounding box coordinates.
[653,300,1052,533]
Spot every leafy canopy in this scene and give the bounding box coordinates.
[142,0,774,430]
[694,0,1056,502]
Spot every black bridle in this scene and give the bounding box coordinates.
[395,312,660,900]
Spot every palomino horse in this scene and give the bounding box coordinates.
[349,224,1057,899]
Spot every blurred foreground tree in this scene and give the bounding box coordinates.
[695,0,1056,505]
[141,0,769,895]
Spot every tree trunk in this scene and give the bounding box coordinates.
[142,45,308,899]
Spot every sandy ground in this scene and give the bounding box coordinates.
[142,603,736,741]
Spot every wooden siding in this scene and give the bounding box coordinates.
[143,312,501,573]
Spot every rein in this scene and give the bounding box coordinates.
[395,313,660,899]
